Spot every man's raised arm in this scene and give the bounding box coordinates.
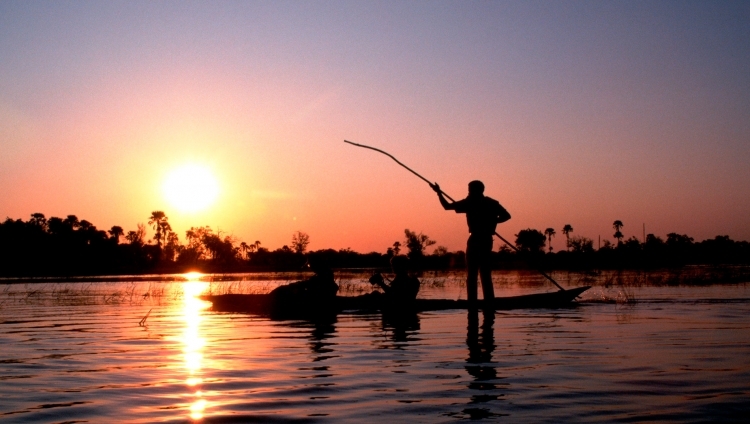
[430,183,454,210]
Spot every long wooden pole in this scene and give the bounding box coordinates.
[344,140,565,291]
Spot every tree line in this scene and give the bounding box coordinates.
[0,213,747,277]
[0,212,448,276]
[511,221,750,269]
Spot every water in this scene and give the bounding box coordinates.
[1,272,749,422]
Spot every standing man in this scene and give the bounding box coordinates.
[430,181,510,303]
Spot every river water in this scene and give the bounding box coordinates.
[1,271,749,423]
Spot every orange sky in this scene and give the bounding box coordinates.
[1,2,749,252]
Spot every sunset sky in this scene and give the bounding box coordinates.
[1,1,748,253]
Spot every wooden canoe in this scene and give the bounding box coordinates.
[200,286,591,317]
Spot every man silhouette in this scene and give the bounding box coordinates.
[430,180,510,303]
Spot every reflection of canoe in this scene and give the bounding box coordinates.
[200,286,590,317]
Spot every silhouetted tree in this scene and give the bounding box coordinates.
[182,226,210,260]
[667,233,694,248]
[159,221,172,244]
[63,215,80,230]
[613,220,624,244]
[164,231,180,261]
[239,242,250,259]
[126,224,146,246]
[46,217,63,234]
[148,211,169,247]
[177,226,242,267]
[618,237,643,267]
[404,229,435,261]
[291,231,310,253]
[544,228,556,252]
[562,224,573,251]
[202,231,238,265]
[29,213,47,231]
[694,235,748,264]
[643,234,666,267]
[665,233,694,265]
[568,236,594,253]
[125,231,138,245]
[433,246,449,256]
[392,241,401,255]
[515,229,546,253]
[109,226,124,244]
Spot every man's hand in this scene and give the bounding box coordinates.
[431,182,453,210]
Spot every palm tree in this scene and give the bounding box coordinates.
[544,228,556,252]
[159,220,172,244]
[613,220,624,245]
[148,211,167,247]
[109,226,124,244]
[239,242,250,259]
[562,224,573,251]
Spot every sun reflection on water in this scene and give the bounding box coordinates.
[181,274,210,420]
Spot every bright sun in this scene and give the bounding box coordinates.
[163,164,220,213]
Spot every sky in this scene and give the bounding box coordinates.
[1,0,749,253]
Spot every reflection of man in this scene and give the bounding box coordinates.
[431,180,510,302]
[466,309,500,413]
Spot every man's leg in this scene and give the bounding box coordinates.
[479,264,494,300]
[474,236,495,300]
[466,259,479,302]
[478,237,494,301]
[466,239,479,302]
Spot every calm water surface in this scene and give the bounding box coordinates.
[1,272,749,423]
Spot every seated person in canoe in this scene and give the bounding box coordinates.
[368,255,420,305]
[269,258,338,308]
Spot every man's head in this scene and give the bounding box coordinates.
[468,180,485,196]
[306,256,332,277]
[390,255,410,274]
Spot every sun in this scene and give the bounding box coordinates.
[163,164,220,213]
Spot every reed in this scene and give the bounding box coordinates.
[139,308,152,326]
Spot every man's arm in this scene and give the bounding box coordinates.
[497,203,511,224]
[430,183,455,210]
[369,273,391,293]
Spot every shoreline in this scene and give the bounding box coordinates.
[1,265,749,285]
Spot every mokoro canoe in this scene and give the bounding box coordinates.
[200,286,591,317]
